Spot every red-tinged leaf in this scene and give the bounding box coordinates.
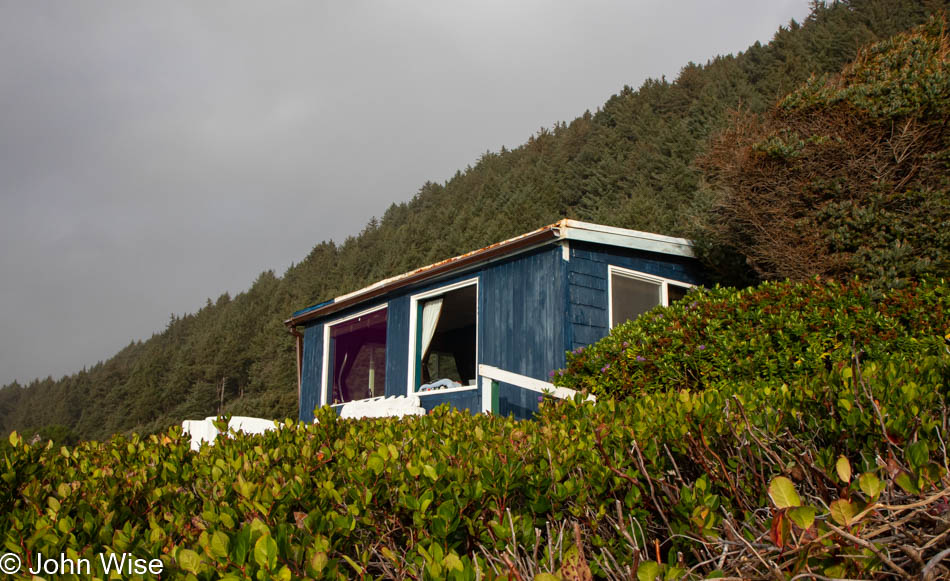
[885,451,901,478]
[769,511,789,548]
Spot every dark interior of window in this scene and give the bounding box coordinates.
[668,283,690,304]
[328,308,387,404]
[419,285,476,388]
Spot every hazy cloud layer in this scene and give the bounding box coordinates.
[0,0,809,386]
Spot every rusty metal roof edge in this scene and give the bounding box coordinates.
[284,220,565,327]
[285,219,696,327]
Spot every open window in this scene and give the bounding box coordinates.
[324,306,387,404]
[411,281,477,392]
[608,266,692,328]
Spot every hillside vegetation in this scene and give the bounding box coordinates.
[0,0,946,441]
[699,14,950,285]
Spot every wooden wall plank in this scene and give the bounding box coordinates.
[568,271,607,290]
[498,382,542,419]
[385,296,409,397]
[570,304,607,326]
[480,247,566,380]
[419,390,480,415]
[300,323,324,422]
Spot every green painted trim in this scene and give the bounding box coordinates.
[414,302,424,390]
[326,337,336,404]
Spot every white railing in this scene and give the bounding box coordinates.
[477,364,595,413]
[338,395,426,420]
[181,416,278,451]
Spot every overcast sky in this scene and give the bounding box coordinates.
[0,0,811,387]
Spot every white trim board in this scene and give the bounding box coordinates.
[417,385,479,397]
[477,364,593,402]
[561,220,694,258]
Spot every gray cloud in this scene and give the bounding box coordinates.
[0,0,810,386]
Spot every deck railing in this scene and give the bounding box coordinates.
[477,364,595,414]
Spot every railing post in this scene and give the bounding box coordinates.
[480,376,501,414]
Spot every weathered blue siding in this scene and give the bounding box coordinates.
[300,323,324,422]
[566,241,703,351]
[498,382,542,418]
[405,272,480,297]
[480,246,567,380]
[419,390,480,414]
[384,295,410,397]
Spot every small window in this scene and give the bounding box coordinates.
[610,274,662,327]
[326,307,387,404]
[609,267,692,328]
[668,283,690,304]
[414,283,477,391]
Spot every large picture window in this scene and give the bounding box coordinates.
[325,306,387,404]
[609,267,691,328]
[410,281,477,392]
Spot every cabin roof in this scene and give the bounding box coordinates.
[285,219,693,327]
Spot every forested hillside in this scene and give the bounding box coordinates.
[1,0,944,441]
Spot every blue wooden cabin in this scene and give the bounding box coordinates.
[285,220,703,421]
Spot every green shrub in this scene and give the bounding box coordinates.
[553,277,949,398]
[2,282,947,579]
[2,342,947,579]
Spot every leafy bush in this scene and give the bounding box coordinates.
[553,277,949,398]
[2,281,947,579]
[2,341,948,579]
[544,349,950,578]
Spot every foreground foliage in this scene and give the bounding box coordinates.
[2,0,944,442]
[2,343,948,579]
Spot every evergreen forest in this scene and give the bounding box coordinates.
[1,0,947,442]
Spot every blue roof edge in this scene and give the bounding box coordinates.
[291,299,334,318]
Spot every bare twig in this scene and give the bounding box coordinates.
[825,521,911,578]
[922,547,950,581]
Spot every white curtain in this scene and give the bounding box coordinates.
[420,298,443,362]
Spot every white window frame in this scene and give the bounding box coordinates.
[607,265,693,329]
[406,277,479,396]
[321,303,389,407]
